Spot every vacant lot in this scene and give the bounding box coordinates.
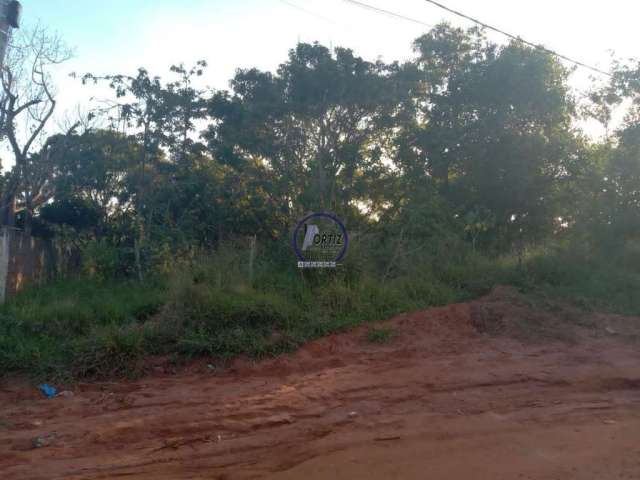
[1,287,639,479]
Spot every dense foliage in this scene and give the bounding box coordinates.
[5,24,638,264]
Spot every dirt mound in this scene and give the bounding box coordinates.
[2,287,640,479]
[468,285,580,340]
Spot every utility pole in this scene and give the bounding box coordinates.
[0,1,20,70]
[0,0,20,228]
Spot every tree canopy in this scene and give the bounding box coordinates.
[1,22,638,275]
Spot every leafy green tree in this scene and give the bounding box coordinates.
[162,61,209,164]
[206,43,407,236]
[578,60,640,250]
[410,24,577,251]
[49,130,140,219]
[82,68,173,279]
[411,24,492,193]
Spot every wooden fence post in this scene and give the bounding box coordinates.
[0,227,9,303]
[249,234,256,287]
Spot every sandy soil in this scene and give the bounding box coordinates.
[1,287,640,479]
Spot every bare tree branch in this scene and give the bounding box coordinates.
[0,23,73,231]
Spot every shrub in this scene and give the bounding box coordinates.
[72,324,145,379]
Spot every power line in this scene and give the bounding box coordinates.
[422,0,611,76]
[343,0,435,29]
[278,0,337,24]
[343,0,611,77]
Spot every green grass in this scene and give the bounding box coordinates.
[513,248,640,315]
[0,278,166,379]
[1,241,639,381]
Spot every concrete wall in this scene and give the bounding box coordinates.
[0,227,78,302]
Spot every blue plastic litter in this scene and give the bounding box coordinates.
[38,384,57,398]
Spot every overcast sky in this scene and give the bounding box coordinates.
[18,0,640,138]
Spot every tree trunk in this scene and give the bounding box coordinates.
[134,220,144,283]
[317,153,327,211]
[23,192,33,236]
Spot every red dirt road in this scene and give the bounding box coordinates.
[1,287,640,479]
